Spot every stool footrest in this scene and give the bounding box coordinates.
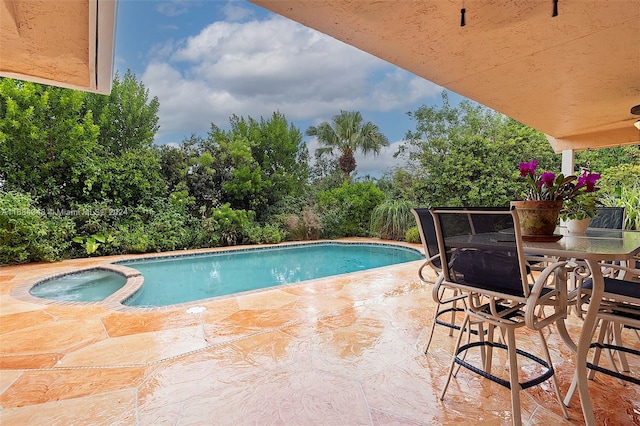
[588,342,640,385]
[455,340,555,390]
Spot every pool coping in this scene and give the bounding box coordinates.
[10,240,425,312]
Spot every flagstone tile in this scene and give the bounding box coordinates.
[100,309,201,337]
[293,294,355,316]
[0,370,21,394]
[177,368,370,425]
[138,346,245,410]
[56,326,207,367]
[0,366,146,408]
[0,388,137,425]
[312,318,417,381]
[195,297,240,322]
[0,295,44,315]
[0,309,55,334]
[0,353,63,369]
[1,241,639,425]
[1,319,107,356]
[235,288,299,310]
[282,279,346,296]
[227,329,312,369]
[370,409,424,425]
[42,304,109,320]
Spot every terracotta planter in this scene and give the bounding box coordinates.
[510,200,563,238]
[566,217,591,234]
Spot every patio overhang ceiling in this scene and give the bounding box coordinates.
[251,0,640,152]
[0,0,117,95]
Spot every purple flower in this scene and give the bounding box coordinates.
[519,160,538,177]
[517,159,602,202]
[578,171,601,192]
[539,172,556,188]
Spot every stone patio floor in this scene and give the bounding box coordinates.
[1,239,639,425]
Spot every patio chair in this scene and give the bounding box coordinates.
[431,207,570,426]
[589,206,625,230]
[569,206,632,351]
[567,207,626,313]
[568,262,640,392]
[412,207,467,353]
[412,206,511,353]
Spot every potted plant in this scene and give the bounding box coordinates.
[511,160,600,240]
[560,193,600,233]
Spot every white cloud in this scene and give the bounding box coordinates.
[354,139,407,178]
[141,12,441,177]
[221,1,255,22]
[155,0,193,17]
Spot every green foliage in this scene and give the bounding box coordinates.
[575,146,640,175]
[183,113,309,222]
[600,186,640,230]
[195,204,254,248]
[117,200,197,253]
[0,191,74,264]
[89,148,167,207]
[72,233,116,255]
[158,144,190,192]
[84,70,160,154]
[560,194,600,221]
[316,182,385,237]
[307,110,388,180]
[285,209,322,241]
[2,75,637,265]
[370,200,414,240]
[0,78,100,207]
[597,163,640,193]
[396,92,559,207]
[244,224,284,244]
[405,226,421,244]
[596,161,640,230]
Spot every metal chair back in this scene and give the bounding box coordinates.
[590,207,625,229]
[431,208,530,300]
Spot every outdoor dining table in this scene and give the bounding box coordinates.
[519,227,640,426]
[438,225,640,424]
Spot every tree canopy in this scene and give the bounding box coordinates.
[395,92,560,207]
[1,76,638,266]
[306,110,388,180]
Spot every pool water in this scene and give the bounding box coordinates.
[30,269,127,302]
[30,243,423,307]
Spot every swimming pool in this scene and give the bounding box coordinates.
[29,269,127,302]
[28,242,423,308]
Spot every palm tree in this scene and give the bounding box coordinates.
[306,110,389,180]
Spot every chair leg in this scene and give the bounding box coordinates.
[564,372,578,407]
[440,313,470,401]
[611,322,631,372]
[424,303,441,354]
[484,323,495,374]
[538,330,570,419]
[448,294,459,337]
[588,319,610,381]
[505,328,522,426]
[453,316,477,377]
[602,330,625,385]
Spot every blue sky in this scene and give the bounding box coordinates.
[114,0,464,177]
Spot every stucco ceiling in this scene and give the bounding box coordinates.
[0,0,637,151]
[251,0,640,152]
[0,0,117,94]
